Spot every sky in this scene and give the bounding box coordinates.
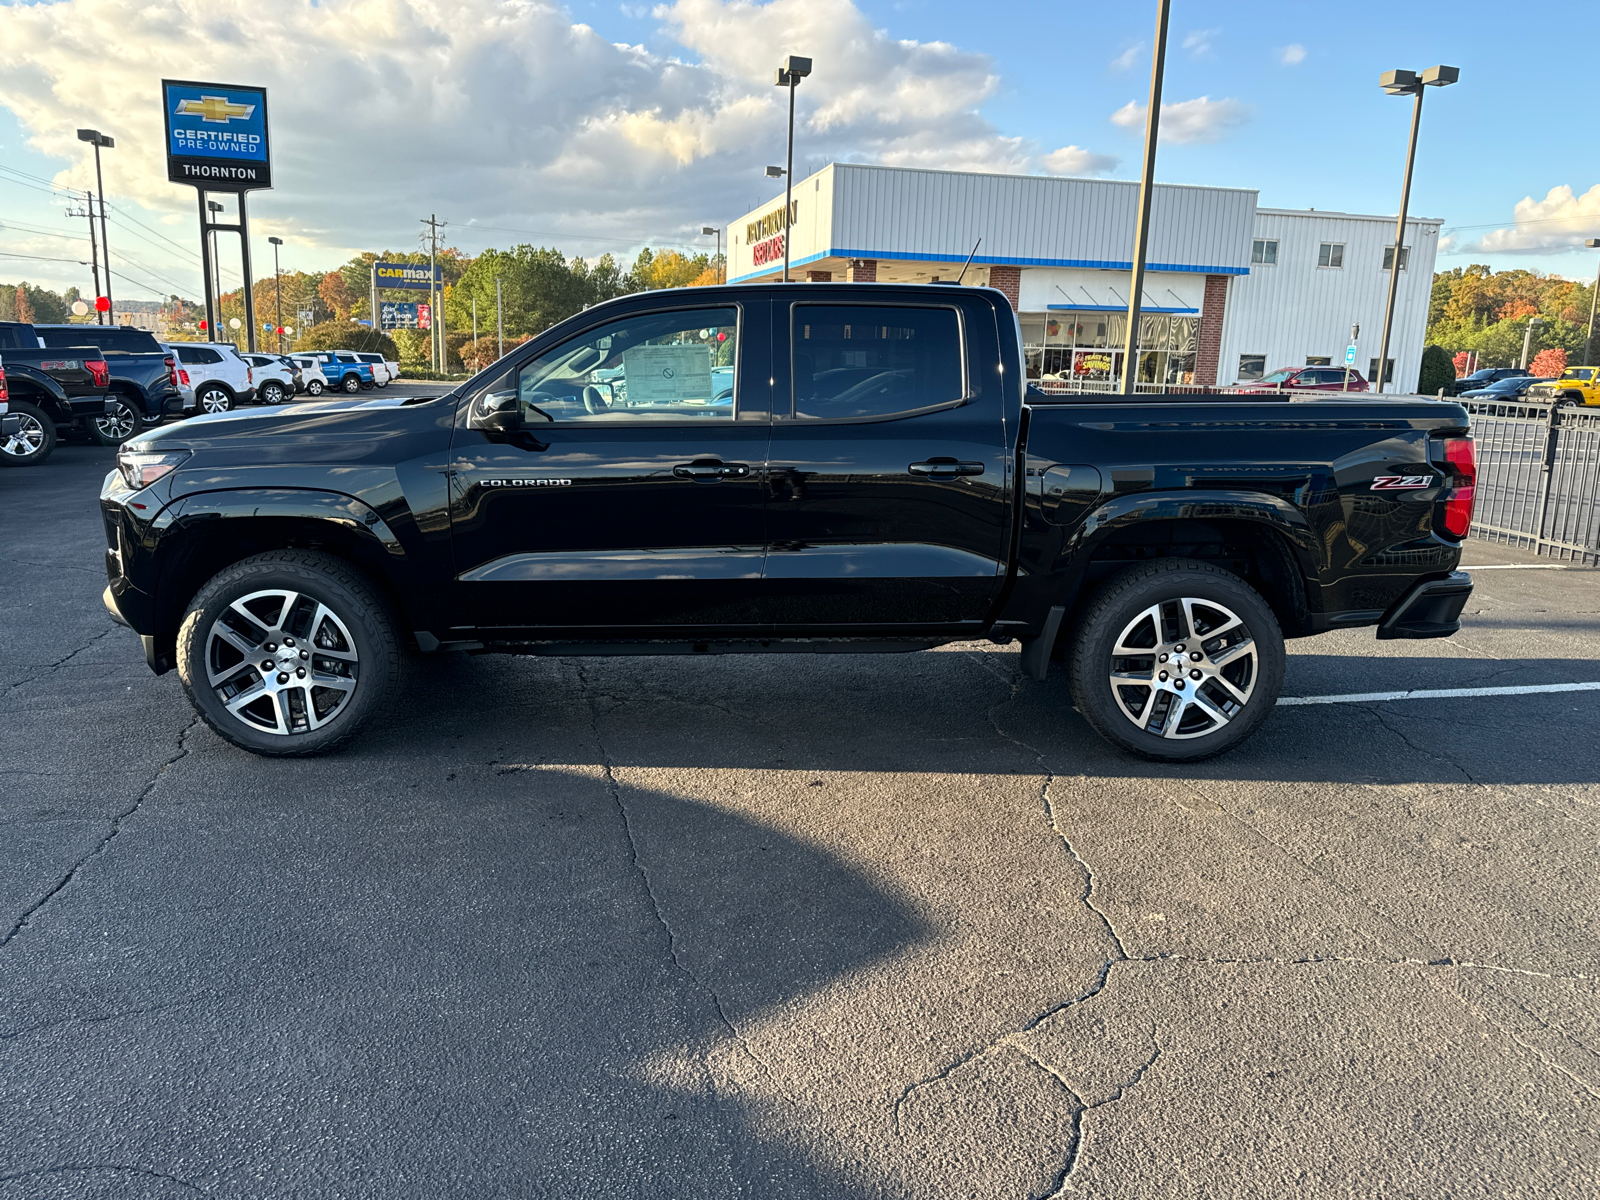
[1,0,1597,305]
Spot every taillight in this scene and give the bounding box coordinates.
[165,355,177,387]
[247,367,254,385]
[178,368,191,385]
[1435,436,1476,539]
[87,358,110,388]
[0,366,8,404]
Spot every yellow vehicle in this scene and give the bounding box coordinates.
[1531,366,1600,406]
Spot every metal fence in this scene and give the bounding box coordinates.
[1463,399,1600,564]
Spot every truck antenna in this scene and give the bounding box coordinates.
[955,238,982,285]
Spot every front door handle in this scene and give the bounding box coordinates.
[673,459,751,482]
[909,458,986,478]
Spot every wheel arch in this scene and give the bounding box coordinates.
[147,489,414,652]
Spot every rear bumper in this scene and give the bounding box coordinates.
[66,395,109,418]
[1376,571,1473,640]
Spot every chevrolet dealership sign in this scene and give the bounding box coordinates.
[162,79,271,190]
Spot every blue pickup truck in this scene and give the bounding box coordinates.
[296,351,374,394]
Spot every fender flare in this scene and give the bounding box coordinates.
[1074,489,1323,576]
[3,365,70,406]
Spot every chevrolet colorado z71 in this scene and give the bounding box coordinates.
[100,283,1476,761]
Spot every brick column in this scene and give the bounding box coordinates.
[846,259,876,283]
[987,264,1021,311]
[804,269,832,282]
[1195,274,1230,387]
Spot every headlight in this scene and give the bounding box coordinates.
[117,449,191,490]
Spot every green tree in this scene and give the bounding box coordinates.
[1417,345,1455,396]
[294,322,398,358]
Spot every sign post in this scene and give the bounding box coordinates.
[163,79,271,350]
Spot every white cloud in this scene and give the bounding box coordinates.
[1040,146,1118,177]
[1465,184,1600,255]
[1278,43,1306,65]
[0,0,1035,276]
[1109,43,1143,71]
[1181,28,1218,56]
[1110,95,1249,144]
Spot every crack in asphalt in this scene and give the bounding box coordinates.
[1361,704,1479,783]
[0,716,198,953]
[5,626,114,692]
[0,1163,208,1195]
[576,663,771,1082]
[1039,1043,1162,1200]
[0,991,236,1043]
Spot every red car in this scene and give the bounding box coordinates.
[1232,366,1370,392]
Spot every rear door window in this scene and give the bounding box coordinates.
[789,304,964,420]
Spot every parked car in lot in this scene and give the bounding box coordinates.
[1527,366,1600,408]
[242,353,300,405]
[1458,375,1551,400]
[1451,366,1529,396]
[102,283,1479,763]
[0,344,112,465]
[1230,365,1370,392]
[170,343,256,413]
[288,355,331,395]
[16,321,180,432]
[351,351,399,386]
[295,351,373,394]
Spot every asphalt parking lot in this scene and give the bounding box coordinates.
[3,440,1598,1199]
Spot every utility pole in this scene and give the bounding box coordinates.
[70,190,103,323]
[1120,0,1171,394]
[496,275,503,361]
[471,295,478,368]
[421,214,446,372]
[1583,239,1600,366]
[268,237,284,353]
[77,130,115,323]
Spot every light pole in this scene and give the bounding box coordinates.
[495,275,503,361]
[1520,317,1545,370]
[702,226,723,284]
[76,129,115,323]
[267,236,284,353]
[207,200,225,332]
[1583,238,1600,366]
[1119,0,1171,395]
[773,55,811,283]
[1374,65,1459,394]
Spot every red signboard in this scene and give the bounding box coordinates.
[417,303,432,330]
[751,234,785,267]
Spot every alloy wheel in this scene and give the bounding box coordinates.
[205,588,360,736]
[94,400,137,443]
[1,411,47,460]
[200,388,232,414]
[1107,596,1258,739]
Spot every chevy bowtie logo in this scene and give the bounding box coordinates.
[175,95,256,123]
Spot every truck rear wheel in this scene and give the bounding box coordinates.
[92,396,140,446]
[341,374,361,394]
[0,400,56,467]
[176,550,401,756]
[1068,557,1285,762]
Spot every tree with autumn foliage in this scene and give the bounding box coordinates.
[1428,265,1596,367]
[1529,347,1568,378]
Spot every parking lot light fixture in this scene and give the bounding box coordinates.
[1374,64,1458,394]
[1583,238,1600,366]
[702,225,723,284]
[773,55,811,283]
[1521,316,1546,370]
[77,129,115,323]
[267,236,284,353]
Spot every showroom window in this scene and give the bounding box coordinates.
[1238,354,1267,381]
[1317,242,1344,269]
[1251,239,1278,266]
[1023,311,1198,390]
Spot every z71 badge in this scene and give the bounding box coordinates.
[482,478,572,488]
[1370,475,1432,490]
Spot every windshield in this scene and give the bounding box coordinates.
[1259,369,1296,384]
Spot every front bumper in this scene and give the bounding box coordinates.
[1376,571,1473,640]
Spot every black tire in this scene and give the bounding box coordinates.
[307,380,324,396]
[176,550,402,756]
[341,373,361,394]
[0,400,56,467]
[259,379,289,405]
[197,385,234,414]
[1068,557,1285,762]
[92,395,140,446]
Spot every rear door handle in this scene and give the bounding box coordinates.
[673,459,751,481]
[909,459,986,478]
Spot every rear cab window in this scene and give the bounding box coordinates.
[788,304,965,420]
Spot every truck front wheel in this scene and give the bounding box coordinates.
[176,550,402,756]
[0,400,56,467]
[1068,557,1285,762]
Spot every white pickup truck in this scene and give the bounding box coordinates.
[352,351,400,387]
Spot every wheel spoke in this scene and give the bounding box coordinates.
[1189,690,1232,728]
[227,599,275,640]
[1132,688,1160,730]
[1210,672,1254,706]
[1208,637,1254,668]
[211,623,262,660]
[1161,693,1190,737]
[1112,604,1162,656]
[1110,667,1154,683]
[309,670,356,693]
[1189,601,1242,642]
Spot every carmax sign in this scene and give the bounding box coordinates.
[374,262,443,290]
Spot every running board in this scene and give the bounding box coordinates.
[486,638,944,657]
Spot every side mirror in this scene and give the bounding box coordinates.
[471,389,521,433]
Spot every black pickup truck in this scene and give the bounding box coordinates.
[100,283,1476,760]
[0,336,112,466]
[11,322,182,432]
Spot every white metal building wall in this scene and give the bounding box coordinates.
[1216,209,1441,391]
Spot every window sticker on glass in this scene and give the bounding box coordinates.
[623,344,713,402]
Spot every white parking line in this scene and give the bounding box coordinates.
[1467,564,1586,570]
[1279,681,1600,706]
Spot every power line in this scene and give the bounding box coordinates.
[0,219,90,243]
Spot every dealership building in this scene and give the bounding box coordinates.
[726,164,1440,392]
